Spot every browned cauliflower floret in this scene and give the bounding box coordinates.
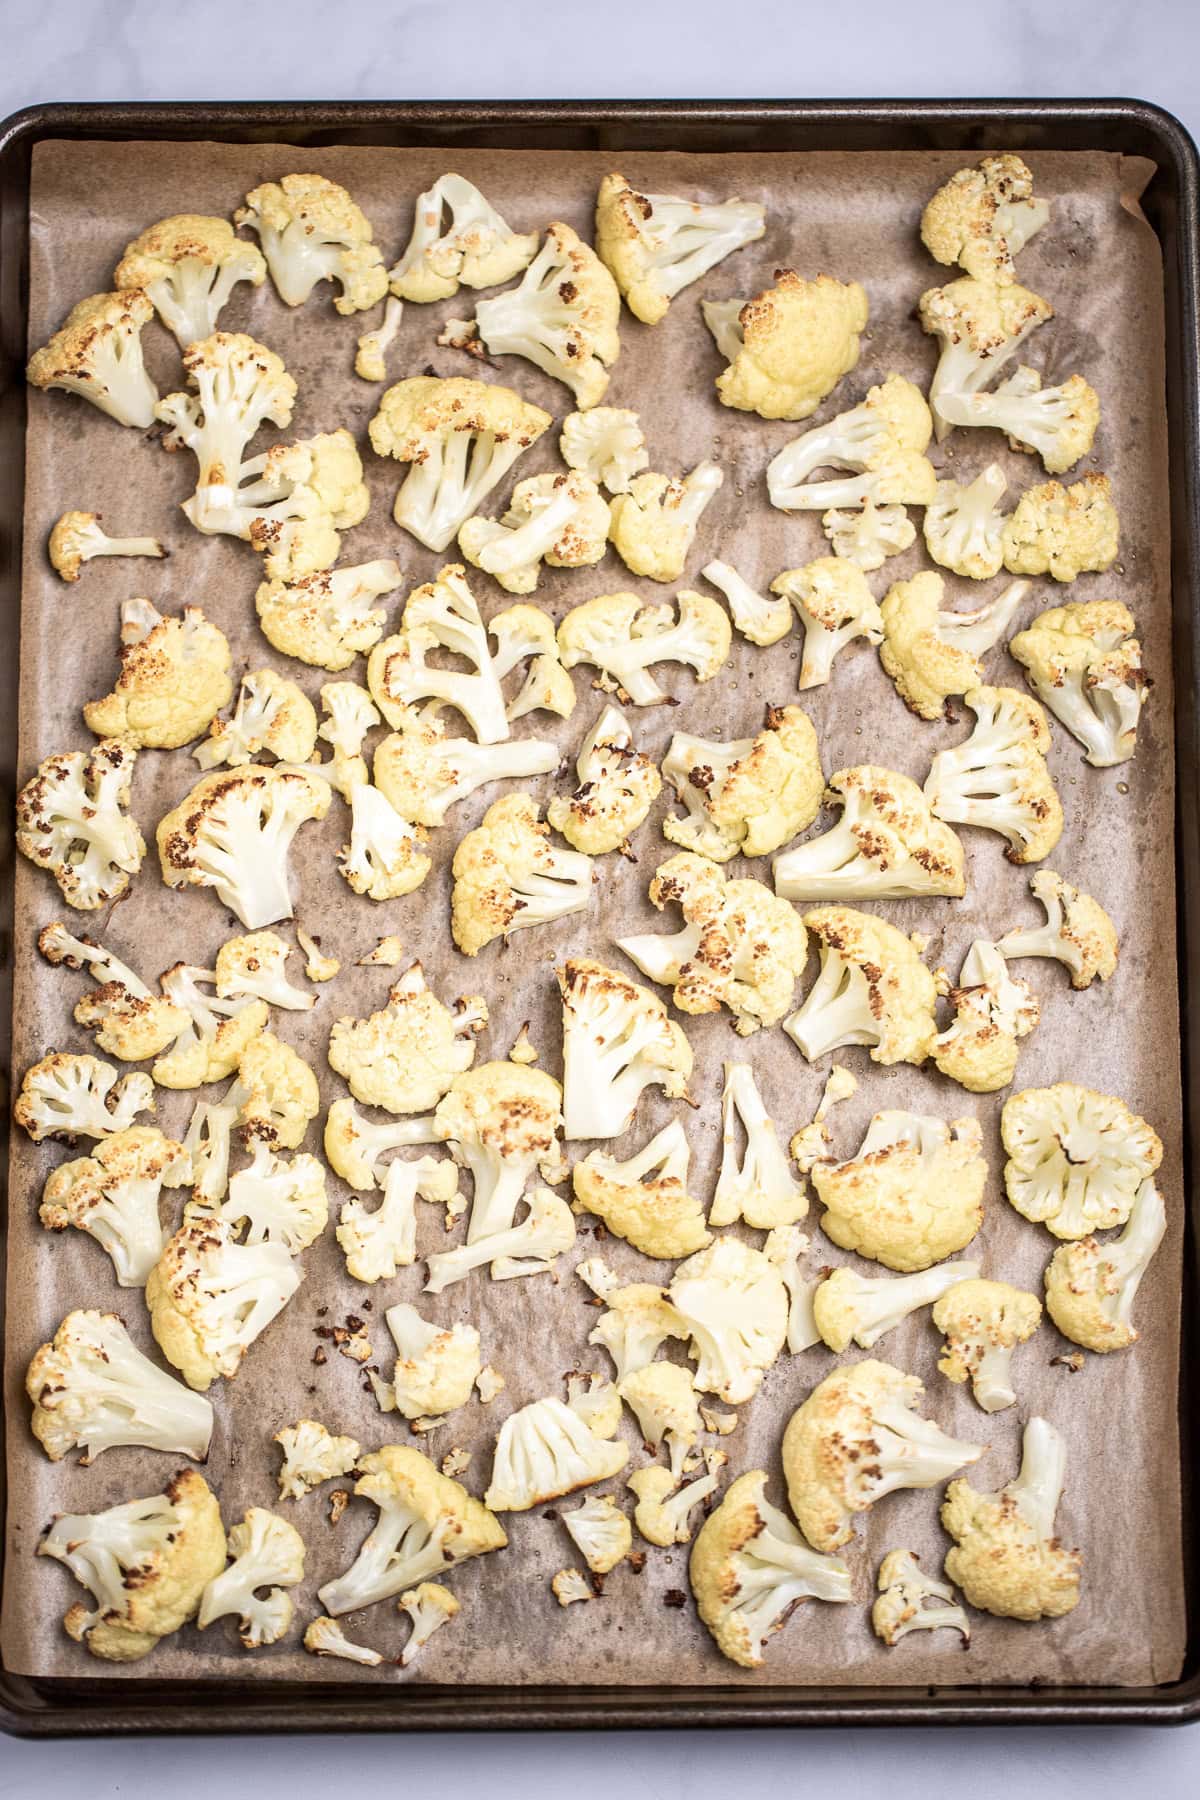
[27,289,158,428]
[1002,472,1120,583]
[48,511,165,583]
[920,154,1050,280]
[327,961,487,1114]
[662,704,824,863]
[923,685,1064,865]
[459,469,610,594]
[469,222,622,408]
[998,869,1119,988]
[236,172,388,313]
[115,213,267,344]
[546,704,661,856]
[84,598,233,750]
[932,939,1040,1094]
[557,589,731,704]
[595,171,764,324]
[37,920,188,1062]
[942,1417,1081,1620]
[237,1031,321,1149]
[195,669,319,771]
[933,1277,1043,1412]
[773,765,965,902]
[39,1124,188,1287]
[558,958,693,1140]
[572,1119,710,1260]
[710,269,868,420]
[1043,1177,1166,1353]
[608,462,724,583]
[1001,1082,1163,1240]
[810,1110,987,1272]
[256,559,403,672]
[785,906,938,1068]
[1009,596,1148,766]
[880,569,1029,720]
[918,276,1053,442]
[156,764,330,930]
[16,739,146,910]
[451,793,594,956]
[388,172,536,302]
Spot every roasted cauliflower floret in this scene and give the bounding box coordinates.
[572,1119,710,1259]
[430,1057,566,1242]
[880,570,1029,720]
[195,669,318,771]
[16,1052,155,1144]
[275,1419,361,1500]
[661,704,823,862]
[154,332,297,535]
[37,921,188,1062]
[812,1260,981,1355]
[39,1124,188,1287]
[384,1302,481,1421]
[236,172,387,313]
[773,765,965,902]
[459,469,610,594]
[469,221,621,407]
[608,462,724,584]
[810,1110,987,1272]
[924,684,1063,864]
[942,1416,1081,1620]
[933,1277,1043,1412]
[84,598,232,750]
[156,764,330,931]
[587,1282,689,1382]
[1009,597,1148,766]
[562,1493,632,1575]
[236,1031,321,1150]
[711,1061,807,1230]
[710,269,868,420]
[920,153,1049,280]
[547,704,660,855]
[115,213,267,345]
[388,172,537,302]
[821,497,916,572]
[48,510,165,583]
[337,1155,459,1284]
[27,289,158,428]
[765,373,936,513]
[872,1548,970,1647]
[560,406,648,494]
[1043,1176,1166,1354]
[997,869,1119,988]
[770,559,884,689]
[198,1506,305,1648]
[328,962,486,1114]
[923,463,1010,581]
[558,589,731,705]
[374,708,558,828]
[1002,473,1120,584]
[151,960,267,1090]
[935,365,1100,474]
[1001,1082,1163,1240]
[785,906,938,1068]
[668,1237,789,1404]
[26,1308,214,1466]
[557,957,693,1140]
[932,938,1040,1094]
[338,783,432,901]
[256,559,404,671]
[16,739,146,911]
[918,275,1053,441]
[484,1397,629,1511]
[451,792,594,956]
[596,171,764,323]
[147,1209,302,1391]
[701,560,793,647]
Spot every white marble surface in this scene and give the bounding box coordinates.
[2,0,1198,1790]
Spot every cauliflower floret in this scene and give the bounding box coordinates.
[233,429,370,581]
[296,926,338,983]
[560,406,648,494]
[789,1063,858,1174]
[424,1182,575,1293]
[932,938,1040,1094]
[469,221,621,407]
[783,1359,983,1552]
[998,869,1119,988]
[923,463,1010,581]
[942,1416,1081,1619]
[389,172,537,301]
[236,172,387,313]
[151,961,267,1090]
[785,906,938,1067]
[37,921,188,1061]
[769,560,883,688]
[369,377,551,553]
[773,765,965,901]
[485,1396,629,1511]
[619,1361,701,1479]
[115,212,267,345]
[933,1277,1043,1412]
[690,1470,851,1667]
[220,1136,327,1252]
[565,1372,621,1438]
[322,1095,434,1191]
[562,1493,631,1575]
[587,1283,689,1382]
[48,510,165,583]
[355,295,404,382]
[813,1260,980,1354]
[154,332,296,526]
[547,704,660,856]
[572,1119,709,1259]
[701,559,792,647]
[924,684,1063,864]
[558,957,693,1140]
[661,704,824,861]
[766,373,936,512]
[198,1507,305,1648]
[668,1238,788,1404]
[1001,1082,1163,1239]
[506,653,578,724]
[1009,597,1147,765]
[619,851,808,1035]
[763,1224,821,1353]
[180,1077,245,1204]
[1003,472,1120,583]
[316,681,380,798]
[1044,1176,1166,1354]
[398,1581,460,1665]
[156,764,330,930]
[823,498,916,572]
[918,275,1053,441]
[146,1209,302,1390]
[596,171,764,323]
[338,783,432,901]
[711,1061,807,1230]
[16,739,146,911]
[15,1051,155,1144]
[328,961,486,1114]
[921,153,1050,280]
[274,1419,361,1500]
[318,1444,506,1615]
[422,1058,567,1242]
[375,717,559,838]
[629,1466,717,1547]
[872,1548,971,1647]
[710,269,868,421]
[459,469,610,594]
[608,462,723,583]
[935,366,1100,474]
[83,596,233,750]
[37,1469,226,1661]
[450,792,593,955]
[40,1124,188,1287]
[256,559,403,672]
[213,930,314,1012]
[385,1302,481,1420]
[558,589,731,706]
[27,289,158,428]
[304,1617,383,1665]
[195,669,318,771]
[26,1308,214,1464]
[880,570,1030,720]
[337,1154,460,1284]
[810,1110,987,1272]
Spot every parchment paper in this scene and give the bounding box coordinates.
[1,138,1184,1691]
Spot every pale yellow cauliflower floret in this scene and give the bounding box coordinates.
[1002,473,1119,582]
[83,603,233,749]
[715,270,869,420]
[237,1031,321,1149]
[327,963,486,1114]
[810,1111,987,1272]
[608,463,723,584]
[450,793,594,956]
[572,1120,711,1260]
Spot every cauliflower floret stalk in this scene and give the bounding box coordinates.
[374,708,560,828]
[879,570,1031,721]
[547,703,661,856]
[484,1397,629,1512]
[668,1238,789,1405]
[1001,1082,1163,1240]
[355,296,404,382]
[932,938,1041,1094]
[220,1138,328,1255]
[225,429,370,578]
[942,1416,1082,1620]
[469,221,621,408]
[115,214,267,346]
[934,367,1100,475]
[146,1210,302,1391]
[40,1125,189,1288]
[711,1062,808,1229]
[151,961,267,1091]
[214,930,314,1012]
[156,764,330,931]
[459,469,610,594]
[15,1052,154,1144]
[923,463,1010,581]
[16,739,146,911]
[774,766,965,902]
[154,332,296,529]
[558,590,731,707]
[304,1617,383,1665]
[811,1110,987,1273]
[813,1260,981,1354]
[588,1284,689,1382]
[662,704,824,862]
[997,869,1119,988]
[275,1419,361,1500]
[319,1445,506,1616]
[563,1493,632,1575]
[782,1359,984,1552]
[921,153,1050,281]
[339,783,431,901]
[367,565,525,742]
[48,510,165,583]
[385,1302,481,1422]
[619,852,810,1036]
[765,373,936,512]
[560,406,649,494]
[933,1277,1043,1413]
[337,1154,460,1284]
[37,1469,226,1662]
[607,462,724,584]
[558,957,693,1140]
[37,921,187,1062]
[451,793,594,956]
[26,289,159,429]
[398,1582,460,1665]
[1044,1176,1166,1354]
[1010,598,1148,766]
[701,559,792,647]
[317,681,380,798]
[198,1508,305,1648]
[618,1361,701,1481]
[431,1060,565,1245]
[195,669,318,772]
[764,1225,821,1353]
[785,905,939,1066]
[595,172,764,324]
[709,270,869,422]
[572,1119,710,1260]
[821,497,916,572]
[389,172,537,302]
[872,1549,971,1647]
[768,559,884,691]
[235,172,387,313]
[924,685,1064,865]
[327,961,487,1115]
[690,1470,852,1669]
[26,1309,214,1464]
[256,559,403,673]
[425,1184,576,1293]
[629,1466,718,1547]
[918,276,1054,441]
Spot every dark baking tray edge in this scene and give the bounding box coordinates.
[0,96,1195,1735]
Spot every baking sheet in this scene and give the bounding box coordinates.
[1,138,1184,1689]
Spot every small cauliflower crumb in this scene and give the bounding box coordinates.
[441,1447,472,1478]
[509,1024,539,1065]
[552,1568,594,1607]
[476,1366,506,1404]
[357,934,406,967]
[297,925,339,982]
[700,1406,738,1436]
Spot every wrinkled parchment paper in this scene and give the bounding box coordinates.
[2,139,1184,1691]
